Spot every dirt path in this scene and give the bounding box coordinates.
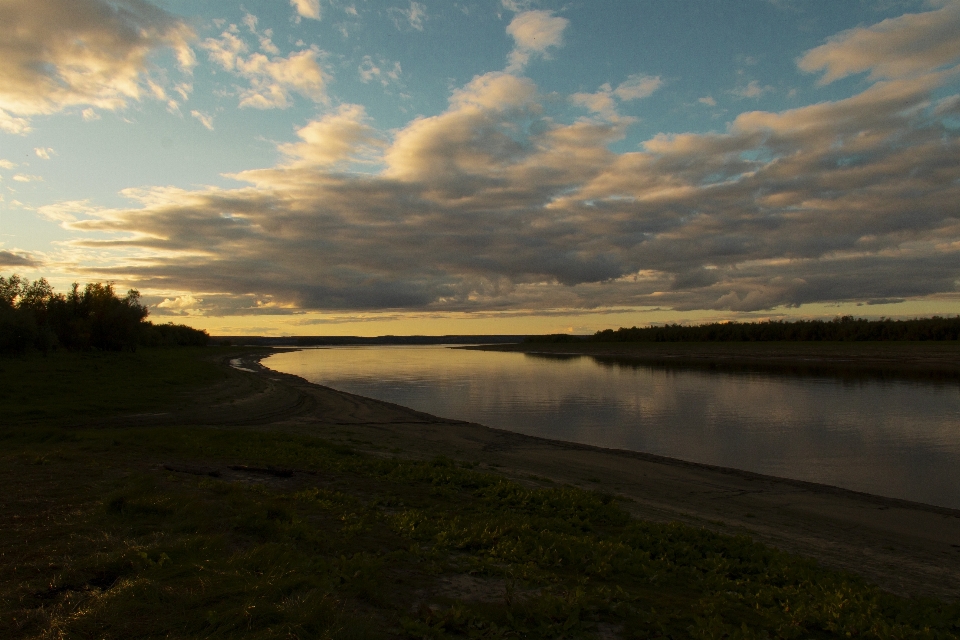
[161,350,960,601]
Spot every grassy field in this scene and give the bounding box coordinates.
[2,349,959,638]
[0,348,228,423]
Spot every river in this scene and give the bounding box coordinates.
[264,345,960,509]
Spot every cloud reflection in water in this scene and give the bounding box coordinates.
[265,346,960,509]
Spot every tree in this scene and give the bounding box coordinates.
[1,274,208,354]
[0,275,37,353]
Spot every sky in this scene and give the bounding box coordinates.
[2,0,960,336]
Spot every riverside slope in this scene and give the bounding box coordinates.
[148,350,960,601]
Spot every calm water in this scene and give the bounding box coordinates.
[264,346,960,509]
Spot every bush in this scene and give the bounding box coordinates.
[139,322,210,347]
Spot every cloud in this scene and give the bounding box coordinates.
[202,29,328,108]
[359,56,402,86]
[290,0,321,21]
[698,96,717,106]
[241,12,280,55]
[571,74,661,118]
[0,0,195,129]
[13,174,43,182]
[382,72,573,190]
[799,1,960,84]
[389,2,427,31]
[54,7,960,316]
[277,104,385,167]
[81,108,101,121]
[0,250,39,268]
[0,110,31,135]
[506,10,568,72]
[570,86,617,117]
[34,147,55,160]
[190,110,214,130]
[37,200,103,223]
[500,0,537,11]
[613,74,663,101]
[155,293,203,314]
[730,80,774,99]
[0,159,16,169]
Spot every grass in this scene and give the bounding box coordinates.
[2,349,959,638]
[0,348,228,423]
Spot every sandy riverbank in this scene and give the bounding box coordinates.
[135,349,960,601]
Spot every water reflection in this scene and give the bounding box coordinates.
[264,346,960,509]
[527,350,960,386]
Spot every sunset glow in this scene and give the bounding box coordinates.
[3,0,960,335]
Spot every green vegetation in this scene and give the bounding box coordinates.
[527,316,960,344]
[3,349,959,638]
[0,348,227,423]
[0,274,208,354]
[5,425,960,638]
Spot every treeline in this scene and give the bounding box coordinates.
[1,274,209,354]
[526,316,960,344]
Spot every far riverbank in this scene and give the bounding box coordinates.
[464,340,960,381]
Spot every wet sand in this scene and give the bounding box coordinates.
[131,350,960,601]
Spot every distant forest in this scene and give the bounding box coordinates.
[1,274,208,354]
[527,316,960,343]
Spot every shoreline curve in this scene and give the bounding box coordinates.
[219,349,960,600]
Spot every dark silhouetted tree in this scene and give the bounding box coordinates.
[1,274,208,354]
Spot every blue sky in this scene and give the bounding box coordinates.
[2,0,960,335]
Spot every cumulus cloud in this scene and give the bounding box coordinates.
[34,147,55,160]
[799,1,960,84]
[55,6,960,316]
[156,293,203,314]
[0,0,195,130]
[290,0,321,21]
[381,72,591,193]
[278,104,384,167]
[13,174,43,182]
[202,28,327,108]
[572,74,661,118]
[614,74,663,101]
[570,87,617,117]
[505,10,568,72]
